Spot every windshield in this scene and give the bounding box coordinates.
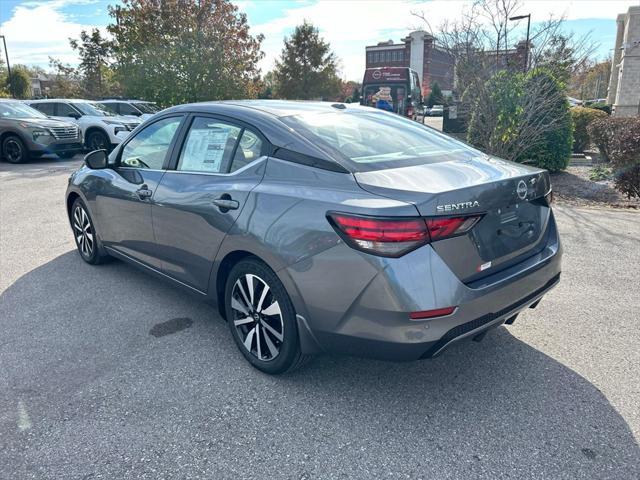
[135,102,160,114]
[74,102,115,117]
[0,102,47,119]
[281,110,482,171]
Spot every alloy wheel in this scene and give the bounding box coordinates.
[4,139,23,163]
[88,133,107,151]
[231,273,284,361]
[73,205,94,258]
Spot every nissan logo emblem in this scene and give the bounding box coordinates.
[516,180,528,200]
[372,70,382,79]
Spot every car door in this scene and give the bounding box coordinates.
[151,115,267,292]
[95,115,185,269]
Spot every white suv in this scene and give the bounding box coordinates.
[100,99,160,121]
[26,99,141,151]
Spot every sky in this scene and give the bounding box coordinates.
[0,0,638,81]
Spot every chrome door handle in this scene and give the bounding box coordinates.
[212,195,239,212]
[136,185,153,199]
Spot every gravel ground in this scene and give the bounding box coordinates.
[1,156,639,479]
[551,166,640,209]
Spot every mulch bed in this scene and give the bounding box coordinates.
[550,166,639,209]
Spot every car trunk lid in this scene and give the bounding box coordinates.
[354,156,552,283]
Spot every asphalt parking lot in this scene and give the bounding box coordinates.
[1,155,639,479]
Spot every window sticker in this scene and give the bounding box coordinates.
[181,126,231,172]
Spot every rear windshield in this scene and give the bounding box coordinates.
[280,110,482,172]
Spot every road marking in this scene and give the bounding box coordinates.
[17,401,32,431]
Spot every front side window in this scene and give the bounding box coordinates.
[177,117,241,174]
[57,103,81,117]
[74,102,114,117]
[120,116,182,169]
[119,103,141,116]
[281,111,481,171]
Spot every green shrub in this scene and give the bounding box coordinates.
[586,102,611,115]
[588,117,640,198]
[589,165,611,181]
[467,68,572,172]
[571,107,608,152]
[518,69,573,171]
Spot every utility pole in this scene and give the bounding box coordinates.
[0,35,14,98]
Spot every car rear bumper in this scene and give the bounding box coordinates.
[284,210,562,360]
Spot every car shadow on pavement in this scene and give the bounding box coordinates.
[1,251,638,478]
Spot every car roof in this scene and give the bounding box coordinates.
[27,98,94,103]
[101,99,155,104]
[166,100,370,119]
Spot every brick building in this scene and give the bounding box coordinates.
[608,5,640,117]
[365,31,454,96]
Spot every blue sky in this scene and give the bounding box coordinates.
[1,0,638,81]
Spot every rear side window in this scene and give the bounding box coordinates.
[230,130,264,172]
[281,110,481,172]
[32,103,54,115]
[177,117,241,174]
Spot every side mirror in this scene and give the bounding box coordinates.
[85,149,108,169]
[67,112,80,119]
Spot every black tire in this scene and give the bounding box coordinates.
[70,198,109,265]
[85,130,110,152]
[2,135,28,164]
[225,258,310,374]
[58,151,77,159]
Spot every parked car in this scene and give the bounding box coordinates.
[0,99,83,163]
[66,100,561,374]
[100,99,161,120]
[26,99,141,151]
[426,105,444,116]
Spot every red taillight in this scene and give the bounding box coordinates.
[328,213,482,257]
[426,216,481,241]
[409,306,457,320]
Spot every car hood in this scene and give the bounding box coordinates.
[11,117,76,128]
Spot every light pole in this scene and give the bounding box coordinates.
[0,35,13,98]
[509,14,531,73]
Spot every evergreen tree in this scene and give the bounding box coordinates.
[274,21,341,100]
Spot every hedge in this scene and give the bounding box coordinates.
[588,117,640,199]
[571,107,609,153]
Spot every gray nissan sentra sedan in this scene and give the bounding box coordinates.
[66,100,561,374]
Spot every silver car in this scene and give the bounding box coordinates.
[66,101,562,374]
[0,100,82,163]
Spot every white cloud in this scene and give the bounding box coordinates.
[0,0,105,68]
[251,0,639,80]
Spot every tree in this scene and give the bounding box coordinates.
[258,71,278,99]
[0,58,9,98]
[426,82,444,107]
[274,21,341,100]
[6,65,31,99]
[336,80,360,103]
[69,28,118,98]
[108,0,264,106]
[48,58,85,98]
[468,68,573,171]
